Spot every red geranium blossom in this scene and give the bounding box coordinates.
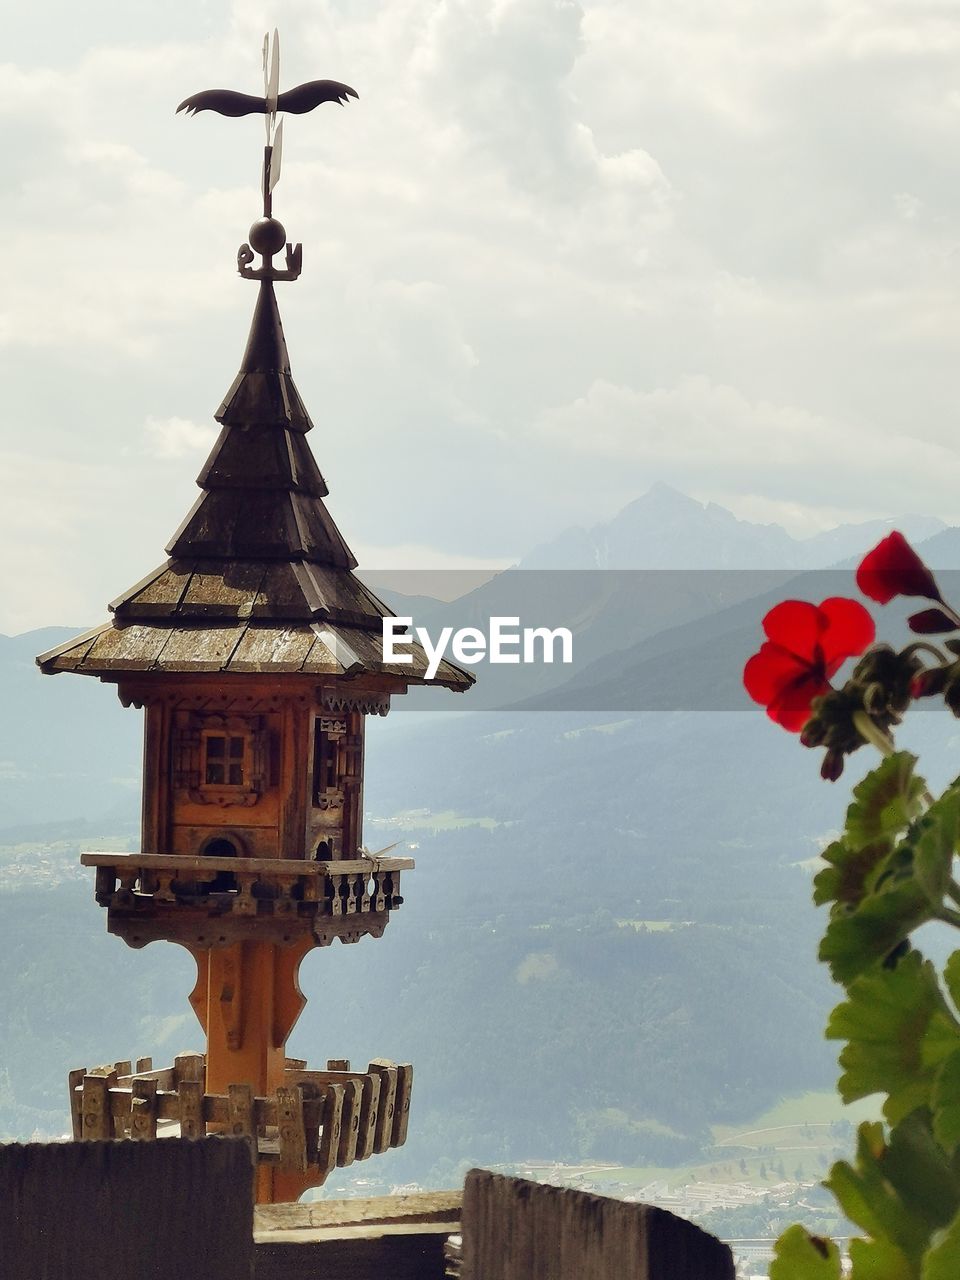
[743,598,875,731]
[856,531,941,605]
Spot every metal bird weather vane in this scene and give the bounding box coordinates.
[177,29,358,283]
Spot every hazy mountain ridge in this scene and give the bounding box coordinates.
[5,488,960,1181]
[519,483,947,571]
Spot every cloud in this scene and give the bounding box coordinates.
[142,416,218,459]
[4,0,960,629]
[534,375,960,517]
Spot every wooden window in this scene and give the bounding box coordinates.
[172,714,267,806]
[202,732,249,788]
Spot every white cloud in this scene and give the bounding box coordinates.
[534,375,960,517]
[142,416,218,459]
[4,0,960,629]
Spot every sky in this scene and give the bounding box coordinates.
[3,0,960,631]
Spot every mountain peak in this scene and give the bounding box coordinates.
[519,487,954,572]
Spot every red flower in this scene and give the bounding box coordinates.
[743,598,875,731]
[856,531,941,605]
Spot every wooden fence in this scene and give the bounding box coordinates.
[0,1144,735,1279]
[459,1169,736,1279]
[0,1138,254,1280]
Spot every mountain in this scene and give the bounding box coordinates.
[0,630,142,828]
[519,483,946,571]
[5,490,960,1185]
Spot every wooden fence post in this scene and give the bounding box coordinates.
[460,1169,735,1280]
[0,1137,254,1280]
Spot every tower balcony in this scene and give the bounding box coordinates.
[70,1053,411,1181]
[80,851,413,949]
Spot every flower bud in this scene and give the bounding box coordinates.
[910,667,949,699]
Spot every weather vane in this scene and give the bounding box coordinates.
[177,29,358,283]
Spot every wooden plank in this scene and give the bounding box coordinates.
[80,852,414,875]
[130,1078,158,1141]
[68,1068,85,1141]
[253,1224,448,1280]
[460,1170,735,1280]
[0,1138,254,1280]
[154,625,247,673]
[276,1087,308,1175]
[83,623,172,671]
[179,1079,204,1139]
[175,1053,206,1089]
[356,1073,381,1162]
[116,1066,176,1089]
[229,1082,256,1143]
[228,627,317,674]
[368,1060,397,1155]
[391,1063,413,1148]
[81,1074,112,1140]
[317,1083,344,1178]
[254,1191,461,1235]
[337,1079,362,1168]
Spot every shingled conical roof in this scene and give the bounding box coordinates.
[166,281,356,570]
[38,276,472,692]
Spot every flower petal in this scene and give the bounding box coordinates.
[768,673,831,731]
[762,600,824,660]
[744,642,812,706]
[856,530,941,604]
[817,597,875,669]
[908,608,957,635]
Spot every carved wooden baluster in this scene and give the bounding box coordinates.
[371,870,386,912]
[356,1072,381,1161]
[94,865,116,906]
[130,1077,159,1140]
[234,874,257,916]
[337,1079,362,1167]
[274,874,298,915]
[368,1060,398,1154]
[391,1063,413,1148]
[68,1067,85,1140]
[317,1083,344,1178]
[329,873,344,917]
[277,1086,308,1174]
[155,872,176,904]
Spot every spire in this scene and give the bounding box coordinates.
[165,279,356,568]
[37,40,472,694]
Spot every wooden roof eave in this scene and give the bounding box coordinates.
[36,619,475,692]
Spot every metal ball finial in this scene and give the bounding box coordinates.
[249,217,287,257]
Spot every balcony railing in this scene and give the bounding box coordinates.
[80,851,414,947]
[69,1053,411,1177]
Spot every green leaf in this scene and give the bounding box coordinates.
[828,954,956,1123]
[923,1205,960,1280]
[942,952,960,1013]
[845,754,924,850]
[847,1236,915,1279]
[912,791,960,907]
[881,1109,960,1228]
[815,838,895,911]
[932,1049,960,1155]
[820,883,934,984]
[825,1123,939,1256]
[769,1224,842,1280]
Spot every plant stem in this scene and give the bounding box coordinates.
[852,711,895,758]
[903,642,947,664]
[852,710,936,806]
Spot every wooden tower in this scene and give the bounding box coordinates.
[36,58,472,1203]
